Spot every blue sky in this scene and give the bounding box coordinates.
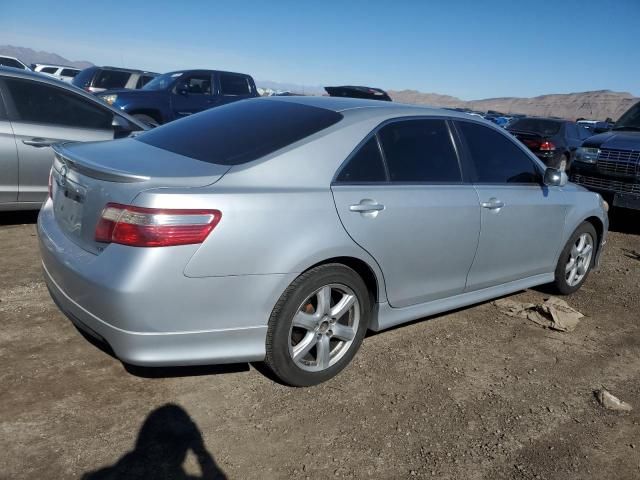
[2,0,639,99]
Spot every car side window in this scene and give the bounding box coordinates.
[181,75,212,95]
[220,74,251,96]
[61,69,79,78]
[336,136,387,183]
[565,123,579,139]
[378,119,461,183]
[40,67,58,74]
[458,121,541,184]
[93,70,131,90]
[4,78,113,130]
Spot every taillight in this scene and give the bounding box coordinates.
[95,203,221,247]
[540,141,556,151]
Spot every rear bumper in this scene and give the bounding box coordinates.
[38,199,296,366]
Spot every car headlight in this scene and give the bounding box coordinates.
[575,147,600,164]
[101,94,118,106]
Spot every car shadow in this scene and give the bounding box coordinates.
[81,403,227,479]
[0,210,39,226]
[609,207,640,235]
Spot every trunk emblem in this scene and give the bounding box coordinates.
[59,165,68,187]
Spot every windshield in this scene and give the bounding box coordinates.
[508,118,562,135]
[614,101,640,130]
[142,72,183,91]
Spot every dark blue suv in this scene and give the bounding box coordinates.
[97,69,259,125]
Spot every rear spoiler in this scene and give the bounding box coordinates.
[53,143,150,183]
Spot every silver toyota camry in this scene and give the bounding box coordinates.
[38,96,608,386]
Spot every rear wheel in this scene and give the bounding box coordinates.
[264,264,370,386]
[552,222,597,294]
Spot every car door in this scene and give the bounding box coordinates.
[332,119,481,308]
[1,77,117,204]
[0,92,18,204]
[170,73,216,118]
[454,120,568,291]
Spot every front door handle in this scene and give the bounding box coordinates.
[22,138,56,148]
[481,198,505,209]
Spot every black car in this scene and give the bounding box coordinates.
[507,117,591,169]
[72,66,158,94]
[571,101,640,211]
[324,85,392,101]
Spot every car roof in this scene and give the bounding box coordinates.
[163,69,253,77]
[259,95,481,121]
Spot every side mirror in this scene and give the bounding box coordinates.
[543,167,568,187]
[112,115,134,138]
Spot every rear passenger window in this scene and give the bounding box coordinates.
[220,74,251,96]
[378,119,461,183]
[61,69,79,78]
[40,67,58,74]
[336,137,387,183]
[457,121,541,184]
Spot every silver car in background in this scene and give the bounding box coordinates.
[38,96,608,386]
[0,68,147,211]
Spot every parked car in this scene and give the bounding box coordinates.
[576,119,613,135]
[72,66,158,94]
[0,67,148,211]
[32,64,81,83]
[96,69,259,125]
[507,117,591,169]
[0,56,29,70]
[38,96,608,386]
[324,86,392,101]
[571,100,640,210]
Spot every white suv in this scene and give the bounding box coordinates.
[32,64,81,83]
[0,56,29,70]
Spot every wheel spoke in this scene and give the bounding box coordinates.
[316,286,332,316]
[570,245,579,260]
[567,266,578,285]
[576,235,586,252]
[292,332,318,362]
[293,311,317,331]
[565,257,576,273]
[580,244,593,258]
[316,334,331,369]
[331,322,356,342]
[330,293,355,320]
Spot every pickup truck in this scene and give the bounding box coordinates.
[571,100,640,210]
[98,69,259,125]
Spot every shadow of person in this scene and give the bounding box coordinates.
[82,403,226,480]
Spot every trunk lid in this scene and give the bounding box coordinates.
[51,138,230,254]
[508,129,550,152]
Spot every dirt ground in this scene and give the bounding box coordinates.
[1,209,639,480]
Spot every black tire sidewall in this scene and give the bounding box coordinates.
[554,222,597,295]
[265,264,370,387]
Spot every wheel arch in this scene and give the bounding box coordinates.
[584,215,604,253]
[301,256,383,307]
[128,108,163,124]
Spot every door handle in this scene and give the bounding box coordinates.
[481,198,505,209]
[22,138,55,148]
[350,200,385,213]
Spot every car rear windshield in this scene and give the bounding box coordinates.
[508,118,561,135]
[93,69,131,89]
[135,99,343,165]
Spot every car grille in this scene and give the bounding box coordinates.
[597,148,640,177]
[571,174,640,195]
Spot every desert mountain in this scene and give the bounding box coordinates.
[0,45,93,70]
[389,89,638,121]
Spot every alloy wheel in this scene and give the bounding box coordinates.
[565,232,594,287]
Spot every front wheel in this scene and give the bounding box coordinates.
[552,222,597,295]
[264,264,370,387]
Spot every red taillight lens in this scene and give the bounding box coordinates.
[540,141,556,151]
[95,203,221,247]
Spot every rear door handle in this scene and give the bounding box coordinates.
[22,138,56,148]
[349,200,385,213]
[481,198,505,209]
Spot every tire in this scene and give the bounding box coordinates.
[264,264,371,387]
[552,222,597,295]
[132,113,160,127]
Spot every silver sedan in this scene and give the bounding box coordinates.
[38,96,608,386]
